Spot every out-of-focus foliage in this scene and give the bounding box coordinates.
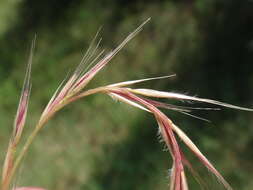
[0,0,252,189]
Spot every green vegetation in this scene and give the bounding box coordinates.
[0,0,252,189]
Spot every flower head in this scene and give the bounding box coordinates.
[3,19,253,190]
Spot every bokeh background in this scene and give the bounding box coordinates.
[0,0,253,189]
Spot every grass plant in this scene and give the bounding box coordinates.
[1,18,252,190]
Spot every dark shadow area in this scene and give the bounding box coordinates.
[199,0,253,102]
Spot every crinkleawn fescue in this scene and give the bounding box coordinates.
[1,18,252,190]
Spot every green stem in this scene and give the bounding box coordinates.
[2,143,15,189]
[2,86,109,190]
[2,122,42,190]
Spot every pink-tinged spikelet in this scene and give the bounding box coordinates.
[105,87,245,190]
[2,36,36,190]
[13,37,35,144]
[39,18,151,124]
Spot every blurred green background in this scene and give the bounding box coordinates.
[0,0,253,189]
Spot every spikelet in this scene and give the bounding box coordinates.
[2,36,35,190]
